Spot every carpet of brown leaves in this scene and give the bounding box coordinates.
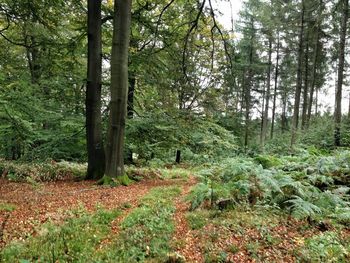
[172,176,203,262]
[2,176,350,262]
[0,178,178,248]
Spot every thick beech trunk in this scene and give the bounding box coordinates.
[86,0,105,180]
[105,0,132,178]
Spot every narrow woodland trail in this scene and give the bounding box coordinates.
[172,176,203,263]
[0,177,183,248]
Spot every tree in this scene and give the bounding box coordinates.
[86,0,105,180]
[105,0,132,178]
[291,0,305,148]
[334,0,349,146]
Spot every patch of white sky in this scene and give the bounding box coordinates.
[213,0,349,114]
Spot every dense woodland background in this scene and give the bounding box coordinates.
[1,0,350,168]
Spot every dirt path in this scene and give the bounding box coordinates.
[0,178,181,248]
[172,176,203,262]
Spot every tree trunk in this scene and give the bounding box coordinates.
[301,30,309,130]
[291,0,305,148]
[348,93,350,119]
[261,36,272,147]
[270,34,280,139]
[334,0,349,147]
[86,0,105,180]
[281,90,288,133]
[105,0,132,178]
[260,81,266,143]
[244,31,254,150]
[125,75,136,164]
[175,150,181,164]
[307,0,322,128]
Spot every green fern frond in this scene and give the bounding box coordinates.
[285,196,322,219]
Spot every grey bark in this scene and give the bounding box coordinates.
[105,0,132,177]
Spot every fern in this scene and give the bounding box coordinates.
[330,207,350,224]
[285,196,322,219]
[187,183,212,211]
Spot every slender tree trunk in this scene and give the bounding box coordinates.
[281,93,288,133]
[86,0,105,180]
[271,34,280,139]
[261,36,272,147]
[301,31,309,130]
[126,75,136,164]
[334,0,349,147]
[260,81,266,143]
[244,26,254,150]
[105,0,132,178]
[315,88,319,116]
[348,93,350,119]
[307,0,322,127]
[291,0,305,147]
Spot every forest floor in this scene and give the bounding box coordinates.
[1,173,350,262]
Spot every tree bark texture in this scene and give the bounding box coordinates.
[105,0,132,177]
[86,0,105,180]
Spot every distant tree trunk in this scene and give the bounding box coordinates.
[175,150,181,164]
[291,0,305,148]
[244,31,254,149]
[86,0,105,180]
[261,36,272,147]
[315,88,319,116]
[281,90,288,132]
[307,0,322,128]
[301,31,309,130]
[348,93,350,119]
[125,75,135,164]
[260,81,266,141]
[334,0,349,147]
[271,34,280,139]
[105,0,132,178]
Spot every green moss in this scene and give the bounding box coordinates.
[97,174,133,187]
[116,174,133,186]
[97,175,119,186]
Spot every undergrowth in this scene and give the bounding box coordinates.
[0,207,121,262]
[0,160,86,182]
[97,186,181,262]
[187,150,350,225]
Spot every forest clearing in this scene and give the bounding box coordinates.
[1,0,350,262]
